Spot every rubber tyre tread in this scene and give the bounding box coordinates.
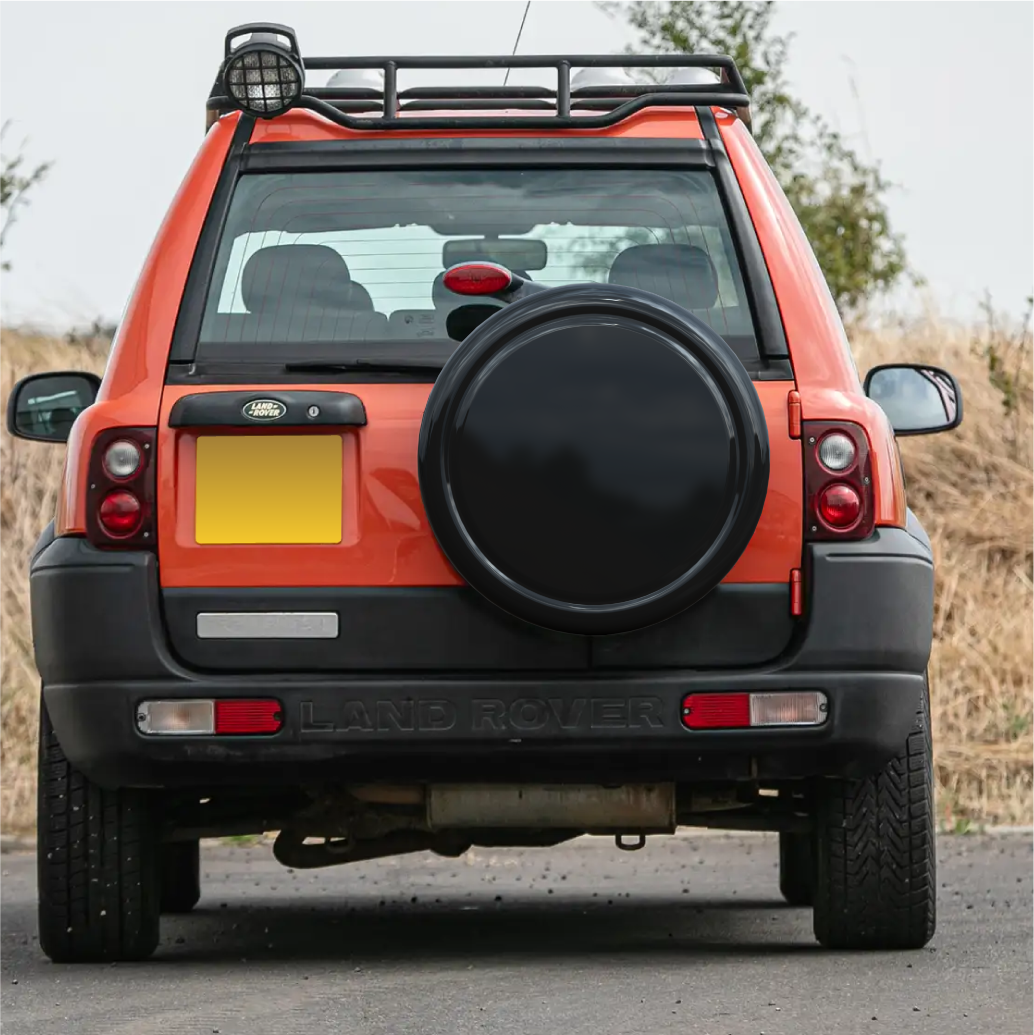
[812,678,936,950]
[778,832,815,906]
[160,840,201,913]
[37,698,160,963]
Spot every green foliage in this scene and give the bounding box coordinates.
[977,292,1033,420]
[601,0,911,316]
[221,834,263,846]
[1,121,53,272]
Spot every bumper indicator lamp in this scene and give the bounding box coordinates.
[681,691,828,730]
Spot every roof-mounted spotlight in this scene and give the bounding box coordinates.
[325,68,385,91]
[666,67,721,86]
[221,22,304,119]
[570,66,638,91]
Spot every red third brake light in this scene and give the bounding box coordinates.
[442,262,513,296]
[98,490,143,537]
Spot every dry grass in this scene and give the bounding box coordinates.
[1,331,109,831]
[851,311,1033,828]
[1,317,1031,833]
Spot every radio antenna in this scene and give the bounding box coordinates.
[502,1,531,87]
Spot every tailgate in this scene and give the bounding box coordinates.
[155,380,800,672]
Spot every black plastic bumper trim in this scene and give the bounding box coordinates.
[29,526,934,788]
[44,672,925,789]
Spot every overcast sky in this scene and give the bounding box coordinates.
[1,1,1031,329]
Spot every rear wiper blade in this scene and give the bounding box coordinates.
[284,359,444,374]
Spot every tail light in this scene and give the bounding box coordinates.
[136,699,284,736]
[681,691,828,730]
[803,422,874,541]
[86,427,156,548]
[817,483,862,528]
[98,490,143,537]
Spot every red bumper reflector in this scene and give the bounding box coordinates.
[681,691,829,730]
[681,693,750,730]
[214,699,283,735]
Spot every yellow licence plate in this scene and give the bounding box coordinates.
[195,435,343,545]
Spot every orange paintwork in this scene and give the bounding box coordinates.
[60,100,904,596]
[156,379,801,588]
[57,114,243,535]
[247,106,706,144]
[717,113,907,528]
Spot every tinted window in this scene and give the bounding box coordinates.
[198,169,758,364]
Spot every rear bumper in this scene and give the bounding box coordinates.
[45,674,925,789]
[31,526,934,789]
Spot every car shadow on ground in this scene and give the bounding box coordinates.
[144,894,821,965]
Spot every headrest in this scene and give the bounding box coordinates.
[241,245,354,314]
[608,244,719,311]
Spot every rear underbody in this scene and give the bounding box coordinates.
[34,522,932,852]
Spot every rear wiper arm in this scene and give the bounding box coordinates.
[284,359,444,375]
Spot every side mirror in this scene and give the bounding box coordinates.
[863,363,963,437]
[5,371,101,443]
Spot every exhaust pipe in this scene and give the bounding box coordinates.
[273,829,472,869]
[425,784,675,832]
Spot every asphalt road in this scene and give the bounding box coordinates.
[1,832,1030,1035]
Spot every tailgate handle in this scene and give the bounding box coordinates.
[168,391,366,428]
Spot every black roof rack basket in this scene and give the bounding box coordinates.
[208,42,751,133]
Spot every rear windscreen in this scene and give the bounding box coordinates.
[197,168,759,365]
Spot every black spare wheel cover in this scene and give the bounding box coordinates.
[418,284,770,635]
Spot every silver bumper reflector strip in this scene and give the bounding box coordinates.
[196,612,339,639]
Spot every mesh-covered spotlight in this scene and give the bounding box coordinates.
[222,26,304,117]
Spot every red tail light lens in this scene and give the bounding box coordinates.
[86,427,156,549]
[817,483,862,529]
[98,490,142,537]
[803,421,874,542]
[442,262,513,296]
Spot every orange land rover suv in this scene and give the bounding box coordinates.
[8,24,964,962]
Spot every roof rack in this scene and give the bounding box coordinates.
[207,25,751,133]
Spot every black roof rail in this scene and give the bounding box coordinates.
[207,39,752,133]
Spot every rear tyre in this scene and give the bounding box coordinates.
[812,678,936,950]
[778,832,815,906]
[160,840,201,914]
[37,698,161,963]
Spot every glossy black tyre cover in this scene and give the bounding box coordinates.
[418,284,770,634]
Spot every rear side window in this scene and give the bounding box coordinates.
[197,168,759,364]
